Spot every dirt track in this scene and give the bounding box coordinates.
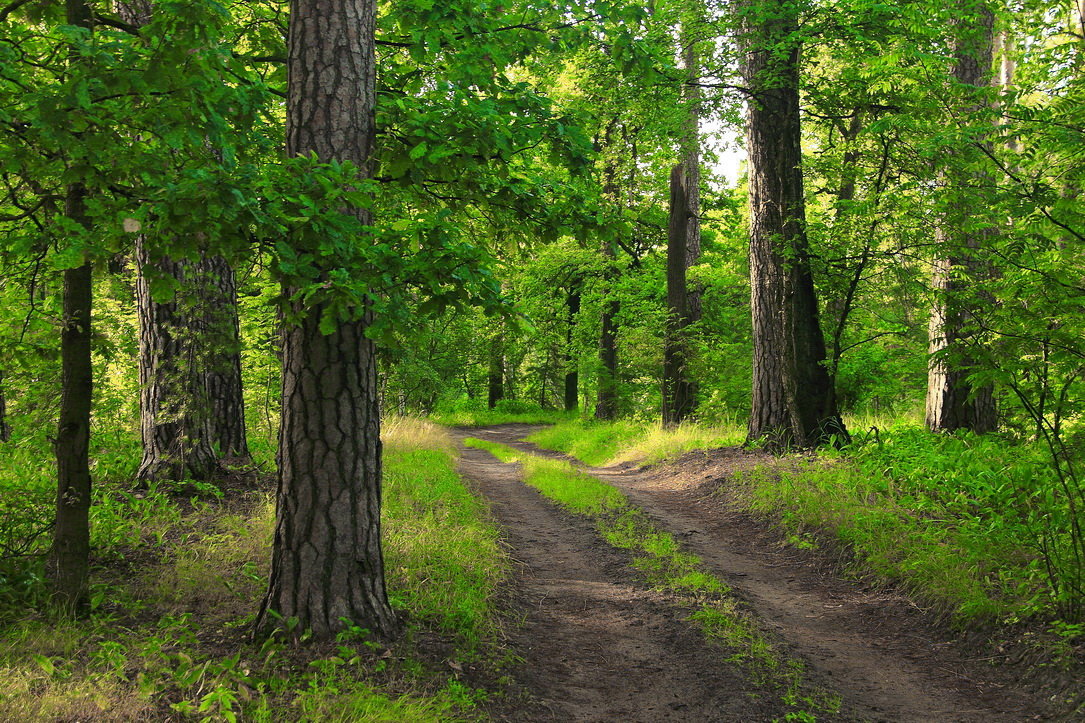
[456,425,1054,722]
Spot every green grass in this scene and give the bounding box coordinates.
[463,436,839,718]
[382,418,508,651]
[532,418,1084,634]
[428,398,573,428]
[735,427,1074,625]
[0,417,507,721]
[527,418,745,466]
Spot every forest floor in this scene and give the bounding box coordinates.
[454,424,1060,722]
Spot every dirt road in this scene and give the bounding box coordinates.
[456,425,1052,722]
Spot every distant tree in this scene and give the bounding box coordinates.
[663,10,703,427]
[203,255,250,462]
[0,370,9,443]
[925,0,997,434]
[134,245,218,484]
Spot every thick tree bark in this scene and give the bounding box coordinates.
[48,186,93,614]
[487,329,504,409]
[564,288,580,412]
[926,0,997,434]
[203,255,250,461]
[0,370,10,443]
[742,0,848,450]
[134,243,218,483]
[257,0,396,640]
[663,164,697,427]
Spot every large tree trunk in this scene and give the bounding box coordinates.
[0,370,10,443]
[487,328,504,409]
[257,0,396,640]
[134,244,218,483]
[48,187,93,614]
[742,0,848,450]
[663,21,702,427]
[926,0,997,434]
[663,164,697,426]
[564,288,580,412]
[203,255,250,461]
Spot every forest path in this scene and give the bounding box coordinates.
[456,424,1046,722]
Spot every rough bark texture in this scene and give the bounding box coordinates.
[203,255,250,461]
[662,22,703,428]
[742,0,848,450]
[257,0,396,640]
[663,164,697,427]
[564,289,580,412]
[487,330,504,409]
[134,242,218,483]
[0,370,10,443]
[926,0,997,434]
[48,186,93,614]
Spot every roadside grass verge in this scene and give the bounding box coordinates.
[0,417,507,722]
[463,437,839,719]
[527,418,745,466]
[523,418,1085,649]
[734,428,1076,627]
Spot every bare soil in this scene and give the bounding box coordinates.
[456,424,1068,722]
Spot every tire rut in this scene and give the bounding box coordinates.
[465,424,1052,722]
[452,431,787,722]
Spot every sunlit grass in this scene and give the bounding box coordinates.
[527,419,745,467]
[731,429,1066,624]
[525,416,1073,628]
[0,416,509,720]
[384,421,507,650]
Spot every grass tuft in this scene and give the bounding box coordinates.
[527,419,745,467]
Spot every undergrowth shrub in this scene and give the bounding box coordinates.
[738,427,1078,624]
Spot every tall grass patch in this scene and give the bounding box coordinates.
[735,427,1071,624]
[383,418,508,650]
[527,419,745,467]
[0,417,508,720]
